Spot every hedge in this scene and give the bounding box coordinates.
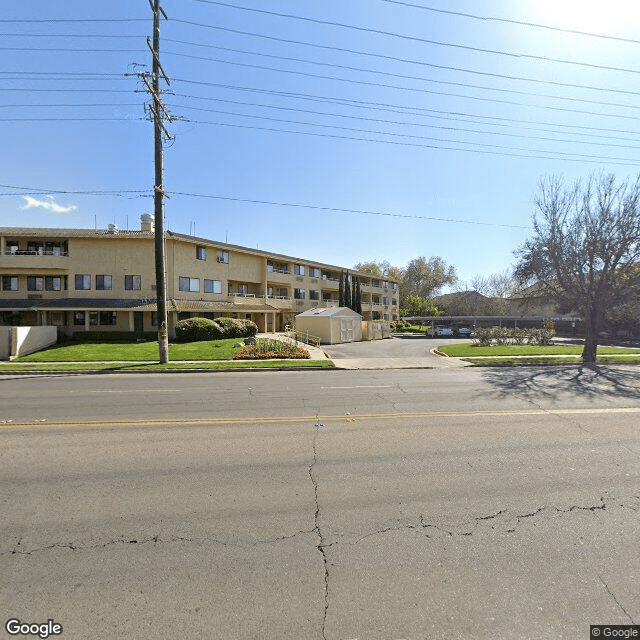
[174,317,258,342]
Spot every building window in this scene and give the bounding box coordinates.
[310,290,320,300]
[73,311,86,326]
[96,275,112,290]
[27,276,44,291]
[75,274,91,290]
[294,288,305,299]
[179,276,200,292]
[196,246,207,261]
[89,311,99,326]
[372,278,381,288]
[217,250,229,264]
[99,311,117,326]
[392,283,398,290]
[2,276,19,291]
[204,279,222,294]
[237,283,249,295]
[309,267,320,278]
[124,275,141,290]
[383,297,390,306]
[294,264,305,276]
[45,276,62,291]
[151,312,158,327]
[267,262,275,272]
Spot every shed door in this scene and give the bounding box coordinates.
[340,318,354,342]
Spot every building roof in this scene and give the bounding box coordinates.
[296,306,361,318]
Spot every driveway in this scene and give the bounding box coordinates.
[323,334,470,369]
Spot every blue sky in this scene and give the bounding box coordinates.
[2,0,640,288]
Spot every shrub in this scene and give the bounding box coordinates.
[174,317,222,342]
[216,317,258,338]
[174,317,258,342]
[473,326,493,346]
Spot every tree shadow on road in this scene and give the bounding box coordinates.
[479,364,640,402]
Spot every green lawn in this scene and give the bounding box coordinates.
[438,343,640,358]
[15,339,242,362]
[0,360,335,372]
[462,355,640,366]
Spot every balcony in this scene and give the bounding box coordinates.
[266,295,293,310]
[1,250,69,271]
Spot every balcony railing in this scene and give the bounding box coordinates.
[5,249,69,256]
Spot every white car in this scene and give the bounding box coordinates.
[427,325,454,337]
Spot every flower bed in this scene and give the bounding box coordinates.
[233,338,310,360]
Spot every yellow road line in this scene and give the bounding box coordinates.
[1,406,638,431]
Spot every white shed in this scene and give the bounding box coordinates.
[295,307,362,344]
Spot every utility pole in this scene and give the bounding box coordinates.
[143,0,172,363]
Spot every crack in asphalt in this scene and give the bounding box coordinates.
[339,497,625,545]
[597,573,636,624]
[6,529,317,557]
[309,422,329,640]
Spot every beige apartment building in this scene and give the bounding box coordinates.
[0,216,399,336]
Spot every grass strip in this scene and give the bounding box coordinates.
[440,344,640,357]
[0,360,335,373]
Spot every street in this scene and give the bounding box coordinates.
[1,366,639,639]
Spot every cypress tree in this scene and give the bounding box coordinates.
[355,278,362,314]
[351,277,357,312]
[339,271,345,307]
[344,272,352,309]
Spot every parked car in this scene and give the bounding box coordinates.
[427,325,454,337]
[454,326,472,337]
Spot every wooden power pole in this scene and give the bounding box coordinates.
[144,0,171,363]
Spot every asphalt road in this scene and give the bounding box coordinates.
[1,366,639,640]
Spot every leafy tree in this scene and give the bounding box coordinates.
[515,173,640,363]
[403,256,457,301]
[400,295,443,317]
[353,261,385,276]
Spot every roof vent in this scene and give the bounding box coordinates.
[107,223,118,234]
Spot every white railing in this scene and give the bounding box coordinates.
[285,326,321,347]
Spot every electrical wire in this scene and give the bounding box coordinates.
[379,0,640,45]
[164,46,640,111]
[168,100,640,150]
[185,2,640,76]
[169,190,532,229]
[179,119,640,167]
[165,30,639,98]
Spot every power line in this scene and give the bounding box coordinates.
[0,18,146,23]
[164,46,640,111]
[173,72,640,122]
[170,84,640,138]
[181,110,640,160]
[170,190,532,229]
[188,1,640,76]
[0,184,149,196]
[180,119,640,167]
[168,100,640,150]
[166,29,640,99]
[380,0,640,45]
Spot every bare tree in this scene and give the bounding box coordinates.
[515,173,640,363]
[471,269,519,315]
